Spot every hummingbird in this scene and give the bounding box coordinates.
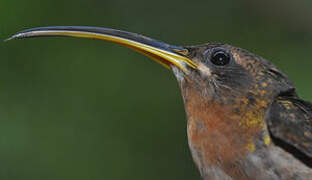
[7,26,312,180]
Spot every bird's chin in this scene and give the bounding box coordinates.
[171,66,186,84]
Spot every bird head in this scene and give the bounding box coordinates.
[171,43,295,106]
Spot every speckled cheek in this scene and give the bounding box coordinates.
[197,62,212,77]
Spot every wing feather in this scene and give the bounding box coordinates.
[266,96,312,158]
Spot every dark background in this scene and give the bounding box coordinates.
[1,0,312,179]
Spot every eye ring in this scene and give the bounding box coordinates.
[211,50,230,66]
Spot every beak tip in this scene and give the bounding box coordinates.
[4,34,20,42]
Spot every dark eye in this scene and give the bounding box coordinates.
[211,50,230,66]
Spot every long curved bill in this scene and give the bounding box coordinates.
[7,26,197,72]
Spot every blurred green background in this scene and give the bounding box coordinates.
[1,0,312,179]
